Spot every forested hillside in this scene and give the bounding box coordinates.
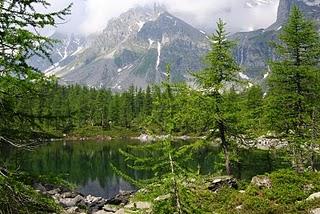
[13,82,265,139]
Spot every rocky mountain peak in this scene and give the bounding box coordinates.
[91,5,169,56]
[232,0,320,83]
[276,0,320,24]
[28,2,319,91]
[300,0,320,6]
[245,0,275,8]
[32,5,209,90]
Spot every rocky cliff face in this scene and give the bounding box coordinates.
[30,5,209,90]
[232,0,320,82]
[29,0,319,90]
[29,33,87,73]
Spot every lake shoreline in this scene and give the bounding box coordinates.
[57,133,289,151]
[62,133,204,142]
[34,170,320,214]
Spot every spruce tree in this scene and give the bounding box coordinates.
[193,19,240,175]
[265,6,320,171]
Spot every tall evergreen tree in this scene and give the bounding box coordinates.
[0,0,71,213]
[265,6,320,171]
[193,19,240,175]
[0,0,71,143]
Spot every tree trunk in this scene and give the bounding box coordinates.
[311,108,317,172]
[311,150,315,172]
[169,152,182,214]
[218,122,232,175]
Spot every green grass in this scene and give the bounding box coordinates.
[209,169,320,214]
[131,170,320,214]
[67,125,140,139]
[0,173,63,214]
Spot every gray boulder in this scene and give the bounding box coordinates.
[106,191,134,205]
[103,204,118,212]
[135,201,152,209]
[115,209,125,214]
[93,210,114,214]
[66,206,80,213]
[307,192,320,201]
[251,175,272,189]
[208,176,238,192]
[311,208,320,214]
[61,191,79,199]
[60,195,85,207]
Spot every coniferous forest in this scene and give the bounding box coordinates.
[1,1,320,214]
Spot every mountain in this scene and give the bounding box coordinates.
[232,0,320,81]
[29,5,209,90]
[30,33,87,73]
[245,0,275,8]
[29,0,320,90]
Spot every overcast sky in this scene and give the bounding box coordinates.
[46,0,280,35]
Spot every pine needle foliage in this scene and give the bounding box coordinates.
[193,18,241,175]
[0,1,71,213]
[0,171,62,214]
[114,70,211,213]
[115,139,210,214]
[265,6,320,172]
[0,0,72,144]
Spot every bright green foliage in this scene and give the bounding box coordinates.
[194,19,239,90]
[266,6,320,134]
[193,19,241,175]
[117,139,210,214]
[0,0,71,143]
[0,1,71,213]
[265,6,320,171]
[114,71,215,213]
[6,80,237,138]
[241,85,264,136]
[208,170,320,214]
[0,173,62,214]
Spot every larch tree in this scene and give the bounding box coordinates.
[265,5,320,172]
[0,1,71,213]
[0,0,71,144]
[193,19,240,175]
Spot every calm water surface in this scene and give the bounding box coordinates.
[1,140,296,198]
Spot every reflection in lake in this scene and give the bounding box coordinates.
[1,140,295,198]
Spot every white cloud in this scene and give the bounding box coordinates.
[48,0,279,34]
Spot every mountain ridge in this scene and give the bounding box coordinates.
[28,0,320,90]
[30,5,210,90]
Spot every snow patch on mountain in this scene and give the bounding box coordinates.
[148,38,154,48]
[301,0,320,6]
[166,15,173,20]
[137,21,145,32]
[245,0,275,8]
[71,46,84,56]
[45,65,66,77]
[239,72,250,80]
[156,42,161,71]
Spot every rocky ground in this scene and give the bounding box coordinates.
[33,183,152,214]
[34,172,320,214]
[33,177,239,214]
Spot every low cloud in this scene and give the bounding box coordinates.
[48,0,279,34]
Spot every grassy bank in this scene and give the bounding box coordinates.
[130,170,320,214]
[66,126,140,139]
[48,125,201,141]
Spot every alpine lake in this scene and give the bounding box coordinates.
[1,139,313,199]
